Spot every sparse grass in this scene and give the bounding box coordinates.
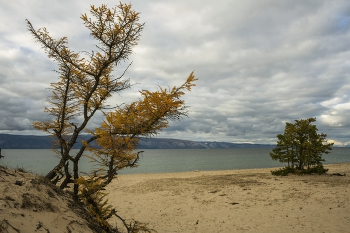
[0,219,21,232]
[5,196,15,201]
[21,192,59,212]
[16,166,28,173]
[31,176,63,195]
[44,202,58,212]
[21,193,35,209]
[46,189,55,198]
[0,165,13,177]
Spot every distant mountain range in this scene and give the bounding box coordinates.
[138,137,274,149]
[0,134,274,149]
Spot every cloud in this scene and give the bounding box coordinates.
[1,0,350,145]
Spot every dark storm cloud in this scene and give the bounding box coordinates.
[1,0,350,145]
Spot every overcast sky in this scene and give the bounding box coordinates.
[1,0,350,145]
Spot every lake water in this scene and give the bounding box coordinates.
[1,148,350,176]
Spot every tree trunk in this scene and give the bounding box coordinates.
[59,162,72,189]
[73,160,79,199]
[45,158,65,180]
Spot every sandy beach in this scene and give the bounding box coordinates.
[106,163,350,233]
[1,163,349,232]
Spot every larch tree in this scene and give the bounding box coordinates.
[270,118,333,175]
[27,2,197,203]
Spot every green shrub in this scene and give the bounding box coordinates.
[271,167,296,176]
[304,165,328,175]
[271,165,328,176]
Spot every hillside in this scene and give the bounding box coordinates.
[0,166,98,232]
[0,134,274,149]
[138,137,274,149]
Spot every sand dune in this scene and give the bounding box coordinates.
[0,166,95,233]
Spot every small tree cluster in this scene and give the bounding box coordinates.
[270,118,333,175]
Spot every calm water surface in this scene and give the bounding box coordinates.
[1,148,349,175]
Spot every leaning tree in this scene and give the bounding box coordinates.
[270,117,333,175]
[27,3,197,230]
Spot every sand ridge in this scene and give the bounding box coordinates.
[0,166,95,233]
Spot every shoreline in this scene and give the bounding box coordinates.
[106,162,350,232]
[116,162,350,177]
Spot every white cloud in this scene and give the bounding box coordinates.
[1,0,350,144]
